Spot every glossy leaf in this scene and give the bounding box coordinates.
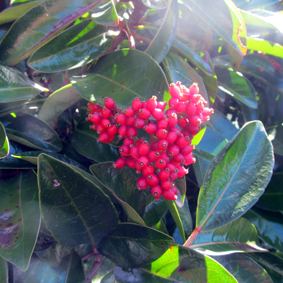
[183,0,247,70]
[142,0,167,9]
[256,172,283,211]
[92,1,119,25]
[190,217,263,255]
[38,154,118,247]
[37,85,81,125]
[196,121,274,232]
[28,21,112,72]
[0,0,104,65]
[235,0,281,9]
[71,122,119,162]
[90,162,146,216]
[0,62,47,103]
[215,66,257,108]
[244,208,283,253]
[0,257,8,283]
[98,223,174,268]
[114,245,236,283]
[0,170,40,271]
[212,253,273,283]
[0,122,9,159]
[176,197,193,239]
[145,0,178,63]
[273,125,283,156]
[0,1,41,25]
[247,38,283,59]
[14,251,85,283]
[71,49,168,108]
[163,52,208,102]
[2,113,62,152]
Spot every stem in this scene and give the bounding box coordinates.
[86,255,103,282]
[183,227,201,247]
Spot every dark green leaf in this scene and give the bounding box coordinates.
[34,242,71,268]
[244,208,283,253]
[0,170,40,271]
[114,245,237,283]
[14,250,85,283]
[28,21,112,72]
[98,223,174,268]
[256,172,283,211]
[71,49,169,109]
[145,0,178,63]
[174,176,186,207]
[197,121,274,232]
[2,113,62,152]
[176,197,192,239]
[215,66,257,108]
[273,125,283,156]
[0,62,47,103]
[162,52,208,102]
[38,154,118,247]
[90,162,146,216]
[0,1,42,25]
[37,85,81,125]
[244,54,275,74]
[212,253,273,283]
[190,217,262,254]
[92,1,118,25]
[183,0,247,70]
[0,0,103,65]
[71,122,119,162]
[0,122,9,159]
[0,257,8,283]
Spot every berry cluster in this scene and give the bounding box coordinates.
[86,82,213,201]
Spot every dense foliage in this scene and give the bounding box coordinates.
[0,0,282,282]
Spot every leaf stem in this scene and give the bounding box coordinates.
[183,227,201,247]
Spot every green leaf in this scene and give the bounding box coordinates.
[114,245,237,283]
[256,172,283,211]
[236,0,281,9]
[0,1,42,25]
[196,121,274,232]
[183,0,247,70]
[273,125,283,156]
[0,122,9,159]
[212,253,273,283]
[215,67,257,108]
[0,0,103,65]
[101,270,115,283]
[92,1,119,25]
[14,250,85,283]
[0,257,8,283]
[244,208,283,253]
[2,113,62,152]
[28,21,112,72]
[162,52,209,102]
[247,38,283,59]
[190,217,263,254]
[0,170,40,271]
[191,127,206,146]
[71,122,119,162]
[98,223,174,268]
[38,154,118,247]
[37,85,81,125]
[173,39,214,77]
[71,49,169,109]
[0,62,47,103]
[90,162,146,216]
[145,0,178,63]
[247,252,283,283]
[176,197,193,238]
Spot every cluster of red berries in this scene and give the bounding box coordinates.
[86,82,213,201]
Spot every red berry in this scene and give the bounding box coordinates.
[163,188,177,200]
[126,116,136,126]
[168,113,178,127]
[137,156,149,168]
[116,114,127,125]
[169,97,179,109]
[161,181,174,191]
[150,141,159,151]
[166,163,176,173]
[127,126,138,137]
[101,118,112,128]
[157,139,169,150]
[159,152,170,163]
[135,138,145,148]
[169,83,181,98]
[151,108,165,120]
[166,131,178,144]
[146,96,157,112]
[169,127,181,136]
[108,135,115,143]
[168,145,180,157]
[132,97,142,111]
[137,176,148,190]
[169,172,178,181]
[130,146,140,159]
[101,107,112,118]
[119,145,130,157]
[147,174,159,186]
[123,137,134,146]
[118,125,127,138]
[134,118,145,129]
[138,142,150,156]
[113,158,126,169]
[202,107,214,116]
[143,123,157,134]
[156,101,167,111]
[173,153,185,163]
[155,158,167,169]
[104,97,116,109]
[138,108,151,119]
[186,103,196,116]
[124,107,135,117]
[107,124,118,135]
[96,124,106,134]
[175,136,189,148]
[87,113,101,124]
[151,185,162,200]
[177,166,188,178]
[127,158,136,169]
[178,117,187,128]
[187,124,200,135]
[158,169,171,182]
[175,101,186,113]
[88,102,99,113]
[181,145,195,155]
[142,165,154,176]
[189,115,201,126]
[183,153,196,165]
[97,132,111,143]
[157,118,169,129]
[189,83,199,95]
[148,151,160,162]
[156,129,168,139]
[195,102,204,114]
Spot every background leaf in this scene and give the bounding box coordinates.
[0,257,8,283]
[0,122,9,159]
